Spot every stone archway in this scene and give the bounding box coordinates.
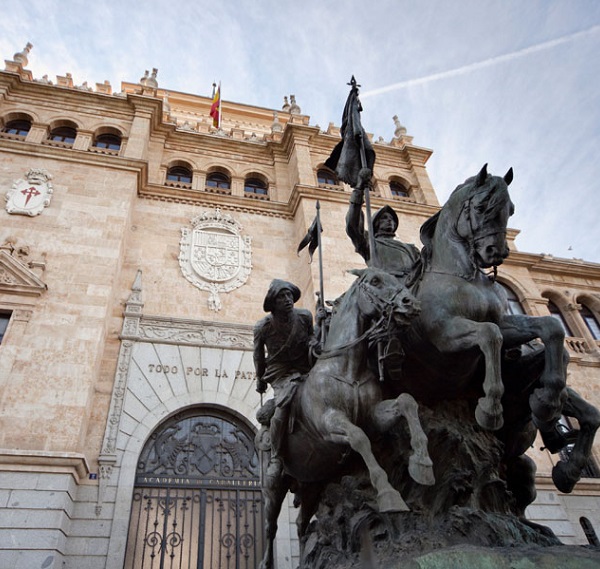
[123,406,264,569]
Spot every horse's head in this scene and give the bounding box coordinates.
[453,164,514,269]
[349,267,420,327]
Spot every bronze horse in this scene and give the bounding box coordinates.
[258,267,434,569]
[398,164,599,505]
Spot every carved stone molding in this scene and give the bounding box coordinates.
[179,208,252,311]
[138,316,253,349]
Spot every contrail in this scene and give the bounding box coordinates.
[361,24,600,98]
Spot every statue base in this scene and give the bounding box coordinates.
[300,478,600,567]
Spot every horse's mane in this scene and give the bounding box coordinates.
[413,172,513,280]
[412,211,440,280]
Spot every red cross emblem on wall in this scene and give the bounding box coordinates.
[21,186,41,206]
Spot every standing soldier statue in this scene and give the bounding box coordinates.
[253,279,316,479]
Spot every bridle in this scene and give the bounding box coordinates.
[448,190,507,282]
[317,278,407,360]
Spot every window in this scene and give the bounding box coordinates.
[547,301,572,337]
[49,126,76,144]
[166,165,193,184]
[390,180,409,198]
[2,119,31,137]
[580,517,600,546]
[499,283,525,315]
[0,312,11,344]
[93,132,121,151]
[580,305,600,340]
[244,177,268,196]
[206,172,231,190]
[317,168,338,186]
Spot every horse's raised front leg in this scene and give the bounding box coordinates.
[322,408,410,512]
[500,314,568,426]
[373,394,435,486]
[432,317,504,430]
[546,387,600,494]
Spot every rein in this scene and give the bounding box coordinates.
[317,281,402,360]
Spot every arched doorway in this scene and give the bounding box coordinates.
[124,406,264,568]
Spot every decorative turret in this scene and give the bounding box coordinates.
[139,70,149,86]
[146,68,159,89]
[393,115,407,138]
[13,42,32,66]
[271,111,283,133]
[289,94,301,114]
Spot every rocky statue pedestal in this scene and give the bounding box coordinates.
[297,399,600,568]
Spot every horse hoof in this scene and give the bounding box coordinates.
[475,403,503,431]
[409,456,435,486]
[552,461,578,494]
[377,489,410,513]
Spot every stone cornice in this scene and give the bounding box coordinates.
[0,138,147,185]
[140,183,291,217]
[139,181,441,222]
[0,70,133,118]
[0,449,92,483]
[506,250,600,279]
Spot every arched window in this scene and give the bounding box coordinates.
[166,165,193,185]
[93,132,121,151]
[580,517,600,546]
[206,171,231,190]
[2,119,31,137]
[317,168,338,186]
[390,180,409,198]
[244,177,268,196]
[49,125,76,144]
[580,304,600,340]
[547,301,572,337]
[499,283,525,315]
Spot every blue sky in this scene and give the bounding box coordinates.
[2,0,600,262]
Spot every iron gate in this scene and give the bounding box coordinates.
[124,409,264,569]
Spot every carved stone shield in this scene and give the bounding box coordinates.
[5,168,53,216]
[179,208,252,311]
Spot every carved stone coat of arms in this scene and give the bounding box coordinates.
[179,208,252,311]
[5,168,53,216]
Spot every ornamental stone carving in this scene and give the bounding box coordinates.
[5,168,53,216]
[179,208,252,311]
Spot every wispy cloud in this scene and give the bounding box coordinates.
[361,24,600,98]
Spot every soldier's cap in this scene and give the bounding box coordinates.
[263,279,301,312]
[373,205,398,231]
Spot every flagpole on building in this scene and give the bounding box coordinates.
[218,81,222,129]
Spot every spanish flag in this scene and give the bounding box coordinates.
[210,82,221,128]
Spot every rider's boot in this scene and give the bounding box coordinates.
[266,408,286,480]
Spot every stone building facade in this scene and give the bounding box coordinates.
[1,46,599,568]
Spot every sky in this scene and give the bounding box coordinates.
[2,0,600,263]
